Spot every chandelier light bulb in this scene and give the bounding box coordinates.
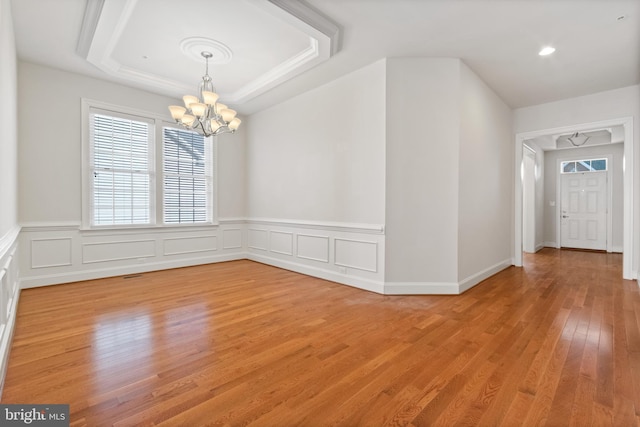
[169,51,241,137]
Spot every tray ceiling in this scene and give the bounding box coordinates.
[79,0,339,104]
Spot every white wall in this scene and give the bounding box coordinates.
[515,84,639,277]
[247,59,386,225]
[0,0,21,397]
[0,0,17,238]
[458,62,512,282]
[383,58,512,293]
[244,59,387,292]
[17,61,247,287]
[543,143,624,251]
[384,58,460,285]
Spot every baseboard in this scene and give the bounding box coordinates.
[384,259,512,295]
[535,243,545,252]
[247,253,385,294]
[383,281,459,295]
[458,259,512,293]
[544,241,558,248]
[610,245,623,253]
[20,252,245,289]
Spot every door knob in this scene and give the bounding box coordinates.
[562,215,569,218]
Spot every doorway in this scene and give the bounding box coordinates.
[514,117,634,280]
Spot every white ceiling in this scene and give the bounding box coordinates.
[10,0,640,115]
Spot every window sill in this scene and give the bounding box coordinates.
[79,223,220,234]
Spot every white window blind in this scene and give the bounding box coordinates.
[90,111,153,226]
[162,127,212,224]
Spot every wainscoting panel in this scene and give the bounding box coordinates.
[247,219,385,294]
[296,234,329,263]
[163,235,217,256]
[19,221,246,288]
[248,229,268,251]
[334,238,378,273]
[222,229,243,250]
[31,238,72,269]
[0,226,21,397]
[269,231,293,256]
[83,239,156,264]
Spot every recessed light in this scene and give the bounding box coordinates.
[539,46,556,56]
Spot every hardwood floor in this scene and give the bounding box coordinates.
[2,249,639,426]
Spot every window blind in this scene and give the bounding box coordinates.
[162,127,212,224]
[90,112,152,225]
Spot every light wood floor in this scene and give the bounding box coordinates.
[2,249,639,426]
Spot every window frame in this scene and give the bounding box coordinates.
[81,99,218,230]
[560,158,608,174]
[161,123,215,225]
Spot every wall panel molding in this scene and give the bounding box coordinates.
[248,229,268,251]
[296,234,330,263]
[222,229,243,249]
[334,238,378,273]
[19,223,246,288]
[31,238,72,269]
[269,231,293,256]
[0,227,20,398]
[248,217,384,234]
[82,239,156,264]
[163,235,217,256]
[246,219,384,294]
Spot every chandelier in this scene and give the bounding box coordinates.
[168,51,241,137]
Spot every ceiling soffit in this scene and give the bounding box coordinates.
[77,0,340,105]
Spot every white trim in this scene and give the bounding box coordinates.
[458,259,512,293]
[30,237,73,269]
[384,259,510,295]
[0,229,20,398]
[514,117,634,280]
[334,238,378,273]
[296,233,330,263]
[20,253,245,289]
[162,235,218,256]
[0,227,20,258]
[544,241,558,248]
[82,0,339,103]
[248,217,384,234]
[535,243,545,252]
[0,289,19,398]
[248,253,385,294]
[384,282,459,295]
[269,231,294,256]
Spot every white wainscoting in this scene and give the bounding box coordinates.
[19,220,246,288]
[0,226,21,396]
[246,218,385,294]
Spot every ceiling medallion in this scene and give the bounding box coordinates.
[180,37,233,64]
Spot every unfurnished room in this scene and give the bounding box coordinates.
[0,0,639,425]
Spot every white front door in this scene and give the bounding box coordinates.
[560,171,607,250]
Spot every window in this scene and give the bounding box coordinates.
[561,158,608,174]
[89,110,153,226]
[162,127,212,224]
[83,101,215,228]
